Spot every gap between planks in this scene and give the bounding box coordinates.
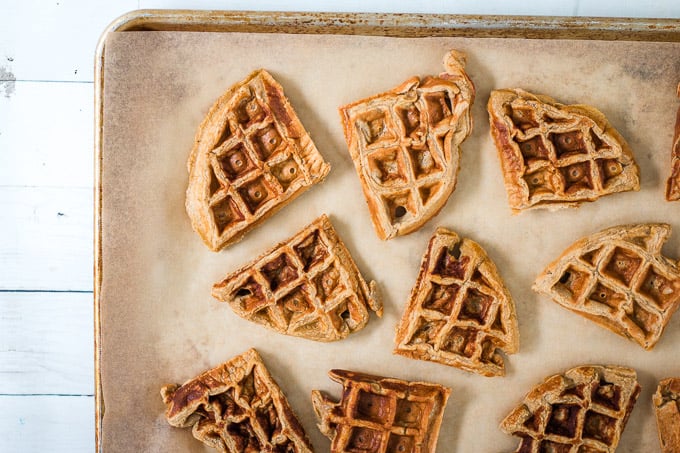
[0,292,94,395]
[0,395,94,453]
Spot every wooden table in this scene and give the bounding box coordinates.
[1,1,677,451]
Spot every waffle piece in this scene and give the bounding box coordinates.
[394,227,519,377]
[212,214,382,342]
[534,223,680,350]
[311,369,450,453]
[653,378,680,453]
[666,83,680,201]
[501,365,641,453]
[339,50,475,240]
[186,69,330,251]
[488,88,640,213]
[160,348,313,453]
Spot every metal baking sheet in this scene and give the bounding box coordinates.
[94,10,680,452]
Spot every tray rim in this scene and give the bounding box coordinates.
[93,9,680,452]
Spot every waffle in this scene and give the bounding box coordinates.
[394,227,519,377]
[311,369,450,453]
[212,214,382,342]
[160,348,313,453]
[666,83,680,201]
[186,69,330,251]
[534,223,680,350]
[653,378,680,453]
[488,88,640,213]
[338,50,475,240]
[500,365,641,453]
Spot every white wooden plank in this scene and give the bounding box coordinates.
[0,81,93,188]
[0,292,93,395]
[0,395,94,453]
[0,0,139,83]
[0,186,92,292]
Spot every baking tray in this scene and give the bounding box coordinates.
[94,10,680,452]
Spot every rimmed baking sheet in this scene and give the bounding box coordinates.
[95,10,680,452]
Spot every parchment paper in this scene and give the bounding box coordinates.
[100,30,680,452]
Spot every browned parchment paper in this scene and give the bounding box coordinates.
[100,30,680,452]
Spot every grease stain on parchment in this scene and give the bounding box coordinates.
[622,56,680,83]
[0,66,16,98]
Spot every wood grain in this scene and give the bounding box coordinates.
[0,292,93,394]
[0,82,93,188]
[0,0,137,82]
[0,395,94,452]
[0,186,92,291]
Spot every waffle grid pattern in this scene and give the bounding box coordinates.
[394,229,517,376]
[206,73,321,238]
[343,82,464,234]
[313,370,449,453]
[161,349,312,453]
[501,366,641,453]
[212,215,379,342]
[489,89,638,211]
[508,99,624,201]
[539,224,680,349]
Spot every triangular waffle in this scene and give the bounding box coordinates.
[212,214,382,342]
[488,88,640,213]
[186,69,330,251]
[500,365,641,453]
[534,223,680,350]
[339,50,475,240]
[160,348,313,452]
[394,227,519,377]
[666,83,680,201]
[653,377,680,453]
[311,369,450,453]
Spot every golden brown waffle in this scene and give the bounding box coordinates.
[500,365,641,453]
[666,83,680,201]
[488,88,640,213]
[186,69,330,251]
[212,214,382,341]
[311,369,450,453]
[160,348,313,453]
[339,50,475,240]
[394,227,519,377]
[653,377,680,453]
[534,223,680,350]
